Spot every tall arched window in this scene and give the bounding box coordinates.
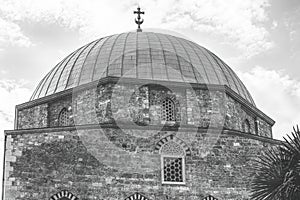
[242,119,250,133]
[160,141,185,184]
[161,98,176,122]
[58,108,70,126]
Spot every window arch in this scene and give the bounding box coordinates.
[202,195,219,200]
[160,141,186,184]
[242,119,250,133]
[161,98,176,122]
[49,190,78,200]
[58,108,70,126]
[124,192,150,200]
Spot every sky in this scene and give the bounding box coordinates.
[0,0,300,196]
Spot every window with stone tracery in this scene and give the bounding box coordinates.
[58,108,69,126]
[160,141,185,184]
[161,98,176,122]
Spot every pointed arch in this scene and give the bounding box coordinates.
[49,190,78,200]
[124,192,150,200]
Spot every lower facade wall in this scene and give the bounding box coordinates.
[3,128,277,200]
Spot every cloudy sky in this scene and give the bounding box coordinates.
[0,0,300,194]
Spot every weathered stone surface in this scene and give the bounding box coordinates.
[16,83,273,139]
[10,82,276,199]
[49,96,73,127]
[17,103,48,129]
[256,117,272,138]
[3,128,278,200]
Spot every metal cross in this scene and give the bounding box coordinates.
[134,6,144,32]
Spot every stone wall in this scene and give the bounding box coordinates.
[17,103,48,129]
[256,117,272,138]
[225,94,255,134]
[3,127,279,200]
[73,88,98,125]
[186,89,225,128]
[48,96,73,127]
[16,83,273,138]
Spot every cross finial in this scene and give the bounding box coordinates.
[134,6,144,32]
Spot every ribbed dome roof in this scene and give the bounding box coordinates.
[30,31,255,105]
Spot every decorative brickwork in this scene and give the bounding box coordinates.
[124,192,150,200]
[202,195,218,200]
[49,190,78,200]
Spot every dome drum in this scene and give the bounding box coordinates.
[16,75,274,138]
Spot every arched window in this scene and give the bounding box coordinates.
[242,119,250,133]
[160,141,185,184]
[58,108,70,126]
[161,98,176,122]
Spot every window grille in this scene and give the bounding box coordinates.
[161,141,185,184]
[163,156,184,182]
[161,98,176,122]
[58,108,69,126]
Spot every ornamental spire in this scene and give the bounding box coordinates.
[133,6,144,32]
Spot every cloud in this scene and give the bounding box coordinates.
[238,66,300,140]
[0,0,134,42]
[0,0,273,56]
[159,0,273,57]
[0,17,32,47]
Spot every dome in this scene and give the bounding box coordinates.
[30,32,255,105]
